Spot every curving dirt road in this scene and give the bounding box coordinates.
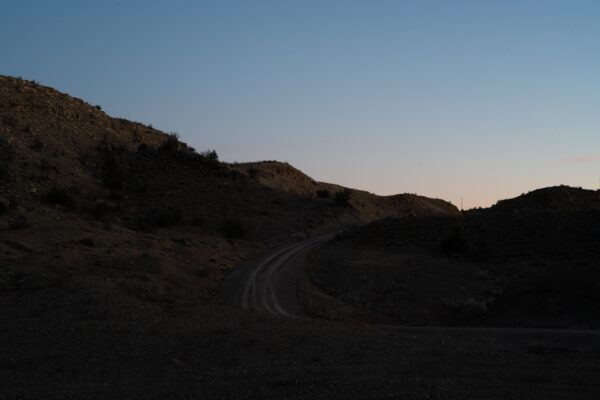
[213,232,337,317]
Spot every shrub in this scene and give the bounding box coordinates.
[30,139,43,151]
[9,215,28,230]
[45,187,74,207]
[192,215,204,227]
[137,143,148,152]
[89,202,112,220]
[316,189,331,198]
[248,167,259,179]
[156,205,182,227]
[0,137,13,179]
[102,150,124,190]
[160,132,180,153]
[134,216,149,232]
[80,237,95,247]
[199,149,219,162]
[222,218,245,239]
[334,189,352,206]
[133,205,183,230]
[109,190,124,201]
[136,183,148,194]
[440,228,469,255]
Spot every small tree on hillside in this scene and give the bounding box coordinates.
[334,189,352,207]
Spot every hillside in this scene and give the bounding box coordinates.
[305,186,600,328]
[492,185,600,213]
[0,75,456,305]
[231,161,458,221]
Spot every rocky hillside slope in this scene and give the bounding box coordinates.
[0,75,457,305]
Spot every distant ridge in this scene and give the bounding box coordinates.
[492,185,600,213]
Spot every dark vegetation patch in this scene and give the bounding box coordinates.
[222,218,245,239]
[101,149,125,190]
[29,139,43,151]
[316,189,330,198]
[9,215,28,230]
[334,189,352,206]
[160,132,181,153]
[88,201,113,220]
[440,227,469,255]
[156,205,182,227]
[192,215,204,227]
[198,149,219,166]
[248,167,259,179]
[0,136,13,179]
[79,237,95,247]
[134,205,183,231]
[45,187,74,207]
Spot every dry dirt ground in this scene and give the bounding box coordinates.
[2,277,600,399]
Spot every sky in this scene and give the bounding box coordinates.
[2,1,599,208]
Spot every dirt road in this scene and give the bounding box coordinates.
[213,232,337,316]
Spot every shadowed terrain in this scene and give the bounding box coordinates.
[1,76,600,399]
[306,186,600,328]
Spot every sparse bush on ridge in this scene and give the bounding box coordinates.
[159,133,215,161]
[334,189,352,206]
[160,132,180,153]
[199,149,218,163]
[248,167,259,179]
[222,218,245,239]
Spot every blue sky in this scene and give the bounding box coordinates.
[2,1,599,207]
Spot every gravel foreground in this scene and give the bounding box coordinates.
[2,278,600,400]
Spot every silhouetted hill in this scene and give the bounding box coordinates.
[231,161,458,221]
[492,185,600,213]
[305,187,600,329]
